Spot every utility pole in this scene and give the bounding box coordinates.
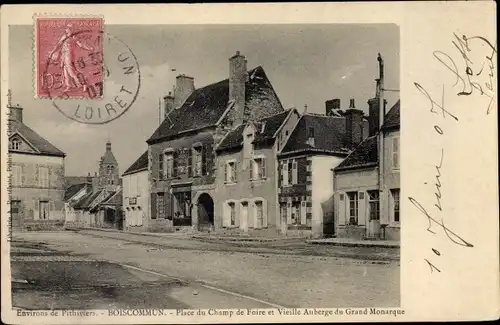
[377,53,385,238]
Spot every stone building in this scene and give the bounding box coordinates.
[65,141,123,229]
[277,99,369,238]
[145,51,284,232]
[334,99,400,241]
[8,104,66,231]
[214,108,301,235]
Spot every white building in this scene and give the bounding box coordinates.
[122,151,149,231]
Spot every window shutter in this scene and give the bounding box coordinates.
[34,199,39,220]
[201,145,208,176]
[173,150,179,177]
[338,192,346,225]
[223,201,230,227]
[393,137,399,169]
[283,163,288,186]
[358,191,366,226]
[249,160,253,180]
[35,166,39,186]
[233,163,237,181]
[187,148,193,177]
[263,199,268,227]
[262,159,266,178]
[21,165,26,185]
[150,193,157,219]
[206,144,214,176]
[224,163,228,182]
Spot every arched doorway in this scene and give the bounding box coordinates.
[197,193,214,231]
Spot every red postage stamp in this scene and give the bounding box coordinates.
[35,17,104,98]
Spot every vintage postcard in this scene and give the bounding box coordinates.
[0,2,498,324]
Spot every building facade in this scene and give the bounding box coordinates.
[334,100,400,241]
[8,105,66,231]
[122,151,150,231]
[146,51,284,232]
[65,141,123,229]
[213,109,300,235]
[278,99,369,238]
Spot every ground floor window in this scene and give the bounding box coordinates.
[229,202,236,226]
[391,188,400,222]
[347,192,358,225]
[291,201,300,225]
[39,201,49,220]
[255,200,264,228]
[173,191,191,226]
[157,193,165,219]
[368,190,380,221]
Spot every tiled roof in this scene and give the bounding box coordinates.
[72,190,102,210]
[280,114,349,156]
[101,189,122,206]
[64,183,87,201]
[254,110,291,143]
[147,66,281,144]
[334,99,400,171]
[216,124,246,152]
[65,176,90,187]
[9,119,65,157]
[382,100,400,130]
[334,135,378,171]
[217,110,291,152]
[123,150,148,176]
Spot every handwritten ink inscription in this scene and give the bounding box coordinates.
[411,32,496,274]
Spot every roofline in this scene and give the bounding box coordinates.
[122,167,148,177]
[272,108,298,139]
[101,189,123,205]
[8,150,66,158]
[147,124,217,145]
[278,148,349,158]
[278,114,305,155]
[215,100,236,126]
[9,131,41,154]
[334,162,378,172]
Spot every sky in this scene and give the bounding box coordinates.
[8,24,399,176]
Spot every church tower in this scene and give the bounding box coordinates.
[98,140,119,190]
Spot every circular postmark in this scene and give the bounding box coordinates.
[43,30,141,124]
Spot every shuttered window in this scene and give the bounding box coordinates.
[347,192,358,225]
[38,166,49,188]
[12,165,22,186]
[392,136,400,170]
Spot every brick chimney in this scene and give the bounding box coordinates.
[229,51,247,127]
[325,98,340,116]
[164,92,175,118]
[344,107,364,149]
[174,74,195,109]
[8,104,23,123]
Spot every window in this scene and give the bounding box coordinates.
[159,153,164,179]
[165,152,174,178]
[10,200,21,214]
[12,165,22,186]
[38,166,49,188]
[255,201,264,228]
[157,193,165,218]
[39,201,49,220]
[245,133,254,158]
[9,138,21,150]
[391,189,400,222]
[368,190,380,221]
[392,136,400,170]
[291,201,301,225]
[225,161,237,183]
[193,147,203,177]
[287,161,293,185]
[229,202,236,226]
[291,161,297,184]
[347,192,358,225]
[308,127,315,138]
[252,158,266,180]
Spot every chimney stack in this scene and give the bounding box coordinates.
[349,98,355,109]
[8,104,23,123]
[367,94,387,136]
[344,108,364,148]
[229,50,247,127]
[164,92,175,118]
[174,74,195,109]
[325,98,340,116]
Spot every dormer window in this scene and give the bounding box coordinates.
[244,133,254,158]
[9,138,21,150]
[307,127,315,147]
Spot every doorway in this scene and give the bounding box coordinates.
[240,201,249,232]
[197,193,214,231]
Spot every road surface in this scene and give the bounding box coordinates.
[10,230,400,309]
